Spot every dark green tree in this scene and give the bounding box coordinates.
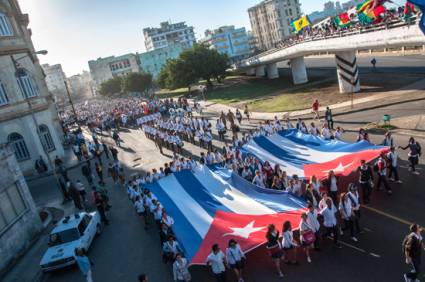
[98,76,123,96]
[123,72,153,94]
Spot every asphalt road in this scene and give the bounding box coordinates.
[27,98,425,282]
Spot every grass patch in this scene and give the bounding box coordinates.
[155,87,188,99]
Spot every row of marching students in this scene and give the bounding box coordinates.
[265,183,362,278]
[125,174,194,282]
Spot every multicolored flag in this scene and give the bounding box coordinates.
[291,15,311,33]
[408,0,425,34]
[356,0,387,24]
[335,12,351,27]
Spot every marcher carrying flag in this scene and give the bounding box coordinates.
[291,15,311,33]
[408,0,425,34]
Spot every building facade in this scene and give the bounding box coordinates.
[88,53,140,93]
[67,71,94,102]
[0,0,64,175]
[202,26,251,63]
[138,44,183,79]
[143,21,196,51]
[0,144,42,274]
[248,0,302,51]
[41,63,67,106]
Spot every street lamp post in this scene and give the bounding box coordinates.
[10,52,66,200]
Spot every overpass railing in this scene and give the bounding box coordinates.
[238,15,420,67]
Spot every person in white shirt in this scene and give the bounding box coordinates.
[347,183,361,236]
[321,124,331,140]
[299,213,314,263]
[161,211,174,229]
[207,244,227,282]
[162,235,182,263]
[226,239,246,282]
[282,221,298,265]
[387,146,402,183]
[134,196,149,229]
[252,170,265,188]
[306,202,321,250]
[334,126,344,140]
[309,123,319,136]
[320,198,342,248]
[173,253,191,282]
[339,192,358,242]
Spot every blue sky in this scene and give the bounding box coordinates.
[17,0,402,76]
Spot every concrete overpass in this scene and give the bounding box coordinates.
[236,18,425,93]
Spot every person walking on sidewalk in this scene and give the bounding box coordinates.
[399,137,421,175]
[75,248,94,282]
[325,107,334,130]
[403,224,424,282]
[244,105,250,122]
[312,99,320,120]
[81,162,93,186]
[68,182,84,210]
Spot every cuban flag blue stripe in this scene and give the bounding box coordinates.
[146,180,204,261]
[173,170,232,216]
[252,135,313,166]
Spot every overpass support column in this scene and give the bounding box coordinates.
[290,57,308,84]
[335,51,360,94]
[246,68,255,76]
[266,63,279,79]
[255,66,265,77]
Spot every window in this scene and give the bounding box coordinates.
[0,183,28,233]
[0,12,13,36]
[8,133,30,161]
[0,80,9,105]
[39,124,55,152]
[289,8,293,16]
[16,70,38,98]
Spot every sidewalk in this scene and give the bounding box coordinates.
[198,78,425,121]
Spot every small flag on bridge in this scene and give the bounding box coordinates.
[291,15,311,33]
[408,0,425,34]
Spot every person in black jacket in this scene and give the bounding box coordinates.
[403,224,424,281]
[357,160,374,204]
[81,161,93,185]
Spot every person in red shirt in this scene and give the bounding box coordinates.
[312,99,320,120]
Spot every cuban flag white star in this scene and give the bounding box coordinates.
[322,161,354,174]
[223,221,266,239]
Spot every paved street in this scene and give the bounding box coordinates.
[20,96,425,282]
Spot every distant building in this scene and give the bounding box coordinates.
[202,26,251,63]
[323,1,337,17]
[88,53,140,93]
[143,21,196,51]
[41,64,67,106]
[67,71,94,102]
[0,0,64,175]
[139,44,183,79]
[0,144,42,274]
[248,0,302,51]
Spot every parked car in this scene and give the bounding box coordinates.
[40,212,101,271]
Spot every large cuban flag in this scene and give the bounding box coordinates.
[145,166,306,265]
[244,129,388,180]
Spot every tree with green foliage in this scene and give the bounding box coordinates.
[98,76,123,96]
[157,44,229,90]
[122,72,153,94]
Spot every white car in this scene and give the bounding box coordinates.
[40,212,101,271]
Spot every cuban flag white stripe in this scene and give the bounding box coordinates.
[267,134,349,163]
[244,140,305,177]
[159,174,213,237]
[193,165,277,215]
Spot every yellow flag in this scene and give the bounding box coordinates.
[291,15,311,33]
